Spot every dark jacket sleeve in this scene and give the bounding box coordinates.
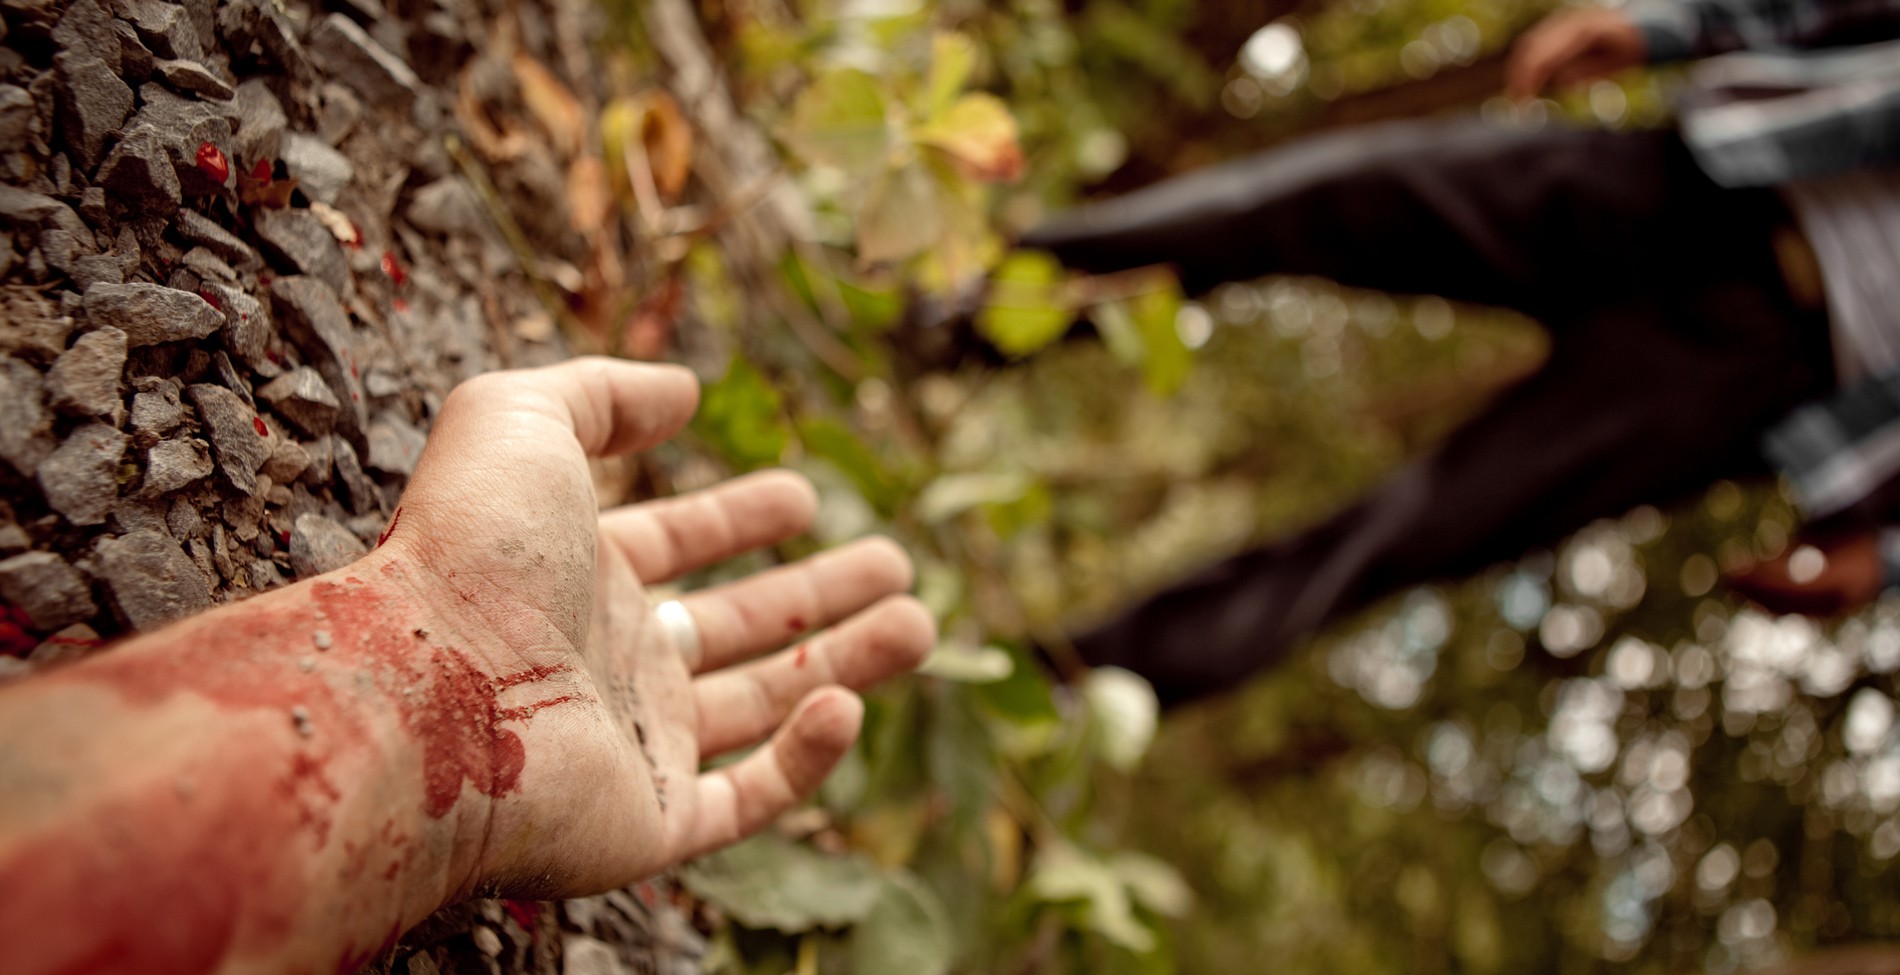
[1629,0,1900,62]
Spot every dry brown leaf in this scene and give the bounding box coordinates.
[307,201,359,247]
[638,91,693,201]
[513,53,585,159]
[237,158,299,209]
[456,68,528,162]
[566,155,610,236]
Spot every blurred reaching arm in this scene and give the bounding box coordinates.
[1507,0,1900,100]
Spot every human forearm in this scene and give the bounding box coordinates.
[0,550,504,974]
[0,357,936,973]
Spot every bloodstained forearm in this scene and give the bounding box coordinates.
[0,551,577,974]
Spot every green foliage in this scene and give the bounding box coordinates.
[976,251,1070,357]
[624,0,1899,972]
[684,834,884,932]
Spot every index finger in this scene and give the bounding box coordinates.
[429,356,701,460]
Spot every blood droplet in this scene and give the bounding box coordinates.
[253,417,269,437]
[0,619,34,657]
[197,290,223,311]
[502,899,538,932]
[195,142,229,184]
[250,158,272,183]
[380,251,407,286]
[794,645,809,668]
[392,298,409,313]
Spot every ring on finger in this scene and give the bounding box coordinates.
[655,599,702,669]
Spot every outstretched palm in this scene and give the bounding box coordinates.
[383,357,934,895]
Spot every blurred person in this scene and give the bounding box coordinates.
[1018,0,1900,705]
[0,358,937,974]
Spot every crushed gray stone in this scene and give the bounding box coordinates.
[257,365,340,436]
[46,326,127,415]
[82,281,224,347]
[0,551,97,631]
[52,51,134,171]
[38,423,128,527]
[289,511,366,577]
[95,530,212,630]
[0,355,54,476]
[186,383,271,494]
[254,208,351,295]
[140,437,214,496]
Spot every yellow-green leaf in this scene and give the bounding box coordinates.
[922,32,978,119]
[975,250,1071,356]
[782,68,890,175]
[857,161,943,265]
[913,93,1023,183]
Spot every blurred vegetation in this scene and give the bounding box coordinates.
[573,0,1900,972]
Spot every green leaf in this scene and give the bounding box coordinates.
[857,160,943,265]
[921,32,978,120]
[1090,276,1192,395]
[915,471,1031,524]
[849,871,953,975]
[1110,851,1193,918]
[682,834,884,933]
[1127,284,1191,395]
[692,356,791,470]
[1030,843,1158,953]
[782,68,890,175]
[1083,666,1159,772]
[975,251,1072,357]
[972,644,1061,729]
[918,642,1015,683]
[796,416,904,514]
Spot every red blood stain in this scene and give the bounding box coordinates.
[383,861,400,880]
[16,574,583,970]
[279,530,292,548]
[0,620,34,656]
[786,616,805,634]
[794,644,809,669]
[197,290,223,312]
[195,142,229,184]
[380,251,407,286]
[0,604,37,655]
[56,576,577,822]
[501,899,538,932]
[280,752,342,848]
[249,158,271,183]
[0,735,308,975]
[40,632,102,650]
[347,221,364,251]
[392,298,410,314]
[376,507,403,548]
[252,417,268,437]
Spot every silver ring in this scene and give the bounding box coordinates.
[655,599,701,669]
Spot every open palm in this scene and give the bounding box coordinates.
[381,357,934,896]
